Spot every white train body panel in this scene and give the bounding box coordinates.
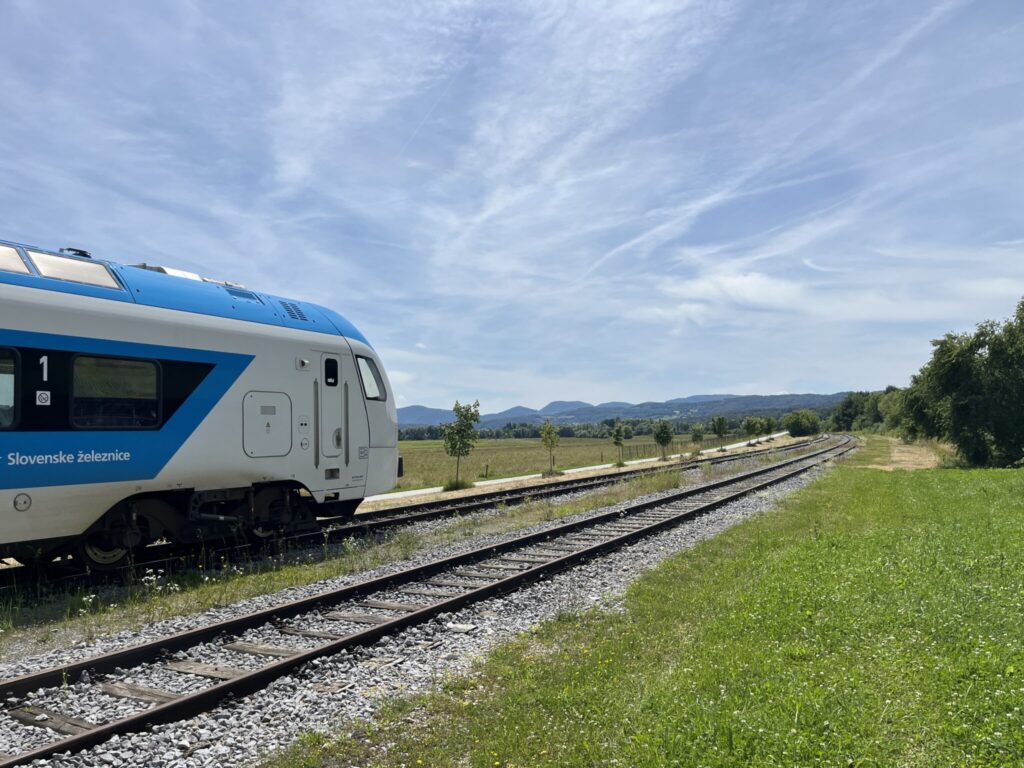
[0,239,399,557]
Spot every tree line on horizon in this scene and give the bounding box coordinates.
[401,409,824,442]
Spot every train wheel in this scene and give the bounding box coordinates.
[76,534,130,570]
[246,524,280,546]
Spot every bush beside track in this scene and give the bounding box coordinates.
[269,436,1024,767]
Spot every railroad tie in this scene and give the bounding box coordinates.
[8,707,96,736]
[165,660,249,680]
[99,681,182,705]
[424,577,489,589]
[277,626,345,641]
[452,569,503,580]
[224,641,303,658]
[323,611,397,625]
[479,561,530,571]
[522,548,573,557]
[357,599,425,613]
[398,586,462,597]
[498,555,552,565]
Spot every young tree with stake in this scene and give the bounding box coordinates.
[653,420,674,460]
[441,400,480,489]
[540,419,560,474]
[612,421,625,466]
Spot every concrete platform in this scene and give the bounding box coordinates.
[364,431,789,504]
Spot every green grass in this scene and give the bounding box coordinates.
[845,433,893,467]
[394,435,736,491]
[269,458,1024,767]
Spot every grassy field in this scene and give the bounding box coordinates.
[269,436,1024,767]
[394,435,735,491]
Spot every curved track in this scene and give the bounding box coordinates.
[0,436,853,767]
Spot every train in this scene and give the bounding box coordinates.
[0,238,400,568]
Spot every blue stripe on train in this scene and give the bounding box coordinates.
[0,329,252,490]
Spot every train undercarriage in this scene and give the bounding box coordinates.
[4,484,361,569]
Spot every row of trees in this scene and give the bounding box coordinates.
[831,300,1024,467]
[437,399,822,488]
[402,413,812,442]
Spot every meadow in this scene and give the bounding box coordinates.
[270,436,1024,767]
[393,434,735,491]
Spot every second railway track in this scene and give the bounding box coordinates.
[0,436,853,767]
[0,435,826,592]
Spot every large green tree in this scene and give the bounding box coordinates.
[441,399,480,487]
[903,300,1024,466]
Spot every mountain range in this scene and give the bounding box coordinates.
[398,393,847,427]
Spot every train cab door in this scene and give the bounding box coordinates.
[318,353,368,489]
[319,354,343,462]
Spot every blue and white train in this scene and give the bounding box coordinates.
[0,238,400,568]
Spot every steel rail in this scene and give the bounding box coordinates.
[0,436,822,592]
[332,435,825,530]
[0,437,852,767]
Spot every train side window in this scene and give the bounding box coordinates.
[0,349,17,429]
[356,356,386,401]
[324,358,339,387]
[0,245,30,275]
[72,356,160,429]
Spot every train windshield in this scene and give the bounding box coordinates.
[356,356,386,401]
[0,350,15,428]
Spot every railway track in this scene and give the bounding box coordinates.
[0,435,825,593]
[0,436,853,767]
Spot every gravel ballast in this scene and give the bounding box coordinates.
[0,456,838,767]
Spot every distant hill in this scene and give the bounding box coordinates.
[398,392,847,427]
[666,394,739,405]
[396,405,453,426]
[539,400,593,415]
[489,405,538,420]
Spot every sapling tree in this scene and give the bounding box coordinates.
[711,416,729,439]
[653,420,674,460]
[441,399,480,489]
[540,419,560,474]
[742,416,764,437]
[612,421,625,466]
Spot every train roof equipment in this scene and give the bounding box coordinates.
[0,238,369,345]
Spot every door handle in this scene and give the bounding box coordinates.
[333,428,342,449]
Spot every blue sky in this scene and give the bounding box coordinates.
[1,1,1022,412]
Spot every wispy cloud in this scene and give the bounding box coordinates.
[0,1,1021,410]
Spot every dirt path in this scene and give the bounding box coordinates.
[857,437,940,471]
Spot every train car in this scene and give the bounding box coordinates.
[0,238,400,568]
